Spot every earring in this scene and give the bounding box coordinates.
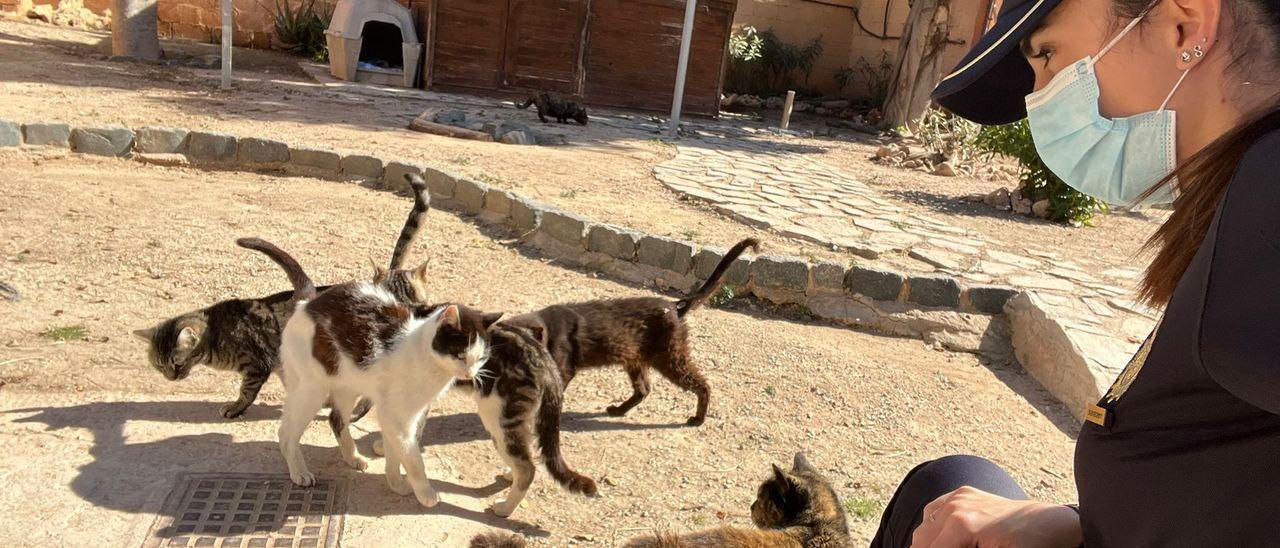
[1193,45,1204,58]
[1180,50,1192,62]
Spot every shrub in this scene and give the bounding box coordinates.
[973,120,1106,226]
[850,51,894,107]
[726,26,824,97]
[909,108,984,167]
[272,0,330,62]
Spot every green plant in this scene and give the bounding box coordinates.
[44,325,87,342]
[709,285,736,307]
[974,120,1106,225]
[559,188,580,199]
[272,0,330,62]
[681,229,699,240]
[834,66,855,93]
[911,108,984,166]
[764,385,777,397]
[691,515,709,525]
[450,155,472,166]
[726,27,824,97]
[844,497,883,520]
[851,51,894,107]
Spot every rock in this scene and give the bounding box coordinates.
[195,55,222,69]
[637,236,695,275]
[844,265,904,301]
[509,196,545,234]
[814,107,830,116]
[738,95,762,108]
[453,177,489,215]
[793,102,813,113]
[1011,190,1034,215]
[70,126,134,156]
[339,154,383,179]
[962,193,986,203]
[932,162,957,177]
[288,147,341,174]
[907,275,963,308]
[720,93,737,108]
[902,159,923,169]
[587,224,642,261]
[135,127,189,154]
[136,153,189,167]
[1032,199,1051,218]
[535,133,568,146]
[821,99,850,109]
[809,261,846,293]
[692,247,751,287]
[423,167,457,199]
[539,209,589,247]
[874,146,894,159]
[22,122,71,147]
[482,188,516,220]
[383,161,423,193]
[433,109,467,125]
[984,188,1012,210]
[237,137,289,166]
[0,120,19,147]
[187,131,237,163]
[499,130,535,145]
[966,285,1019,314]
[765,96,785,110]
[750,255,810,293]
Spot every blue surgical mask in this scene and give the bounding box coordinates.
[1025,13,1189,205]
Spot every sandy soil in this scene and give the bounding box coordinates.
[0,153,1078,546]
[0,18,1165,274]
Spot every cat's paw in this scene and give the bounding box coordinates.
[372,438,385,457]
[605,405,628,417]
[488,498,518,518]
[344,454,369,471]
[290,470,316,487]
[685,415,706,427]
[386,475,413,496]
[220,402,249,419]
[413,487,440,508]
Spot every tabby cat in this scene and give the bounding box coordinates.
[503,237,760,425]
[132,173,433,420]
[242,236,499,505]
[454,320,598,517]
[622,453,851,548]
[516,91,589,125]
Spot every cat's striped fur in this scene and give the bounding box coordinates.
[133,173,433,423]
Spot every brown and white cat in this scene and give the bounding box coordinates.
[132,173,433,420]
[622,453,851,548]
[454,320,598,516]
[242,236,499,506]
[503,237,760,425]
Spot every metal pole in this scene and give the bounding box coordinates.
[667,0,697,137]
[780,90,795,129]
[220,0,232,90]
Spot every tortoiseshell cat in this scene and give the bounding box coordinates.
[516,91,589,125]
[242,236,498,501]
[503,237,760,425]
[132,173,433,419]
[622,453,851,547]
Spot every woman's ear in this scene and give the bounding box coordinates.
[1170,0,1221,68]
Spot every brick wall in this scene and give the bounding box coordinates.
[734,0,982,99]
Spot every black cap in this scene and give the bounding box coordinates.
[930,0,1063,125]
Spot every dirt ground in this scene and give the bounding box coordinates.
[0,18,1163,274]
[0,152,1078,546]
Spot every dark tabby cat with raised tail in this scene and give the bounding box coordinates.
[516,91,589,125]
[132,173,433,419]
[622,453,851,548]
[504,237,760,425]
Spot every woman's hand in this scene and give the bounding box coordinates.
[910,486,1082,548]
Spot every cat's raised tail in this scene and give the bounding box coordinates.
[675,237,761,317]
[236,237,317,303]
[389,173,432,271]
[536,374,599,497]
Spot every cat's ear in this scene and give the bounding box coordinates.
[440,305,460,328]
[370,258,388,282]
[412,260,431,282]
[526,323,547,345]
[772,464,790,483]
[481,312,504,328]
[132,327,156,341]
[176,325,200,351]
[792,452,815,474]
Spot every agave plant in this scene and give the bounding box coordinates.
[272,0,330,62]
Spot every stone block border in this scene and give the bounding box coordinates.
[1,118,1018,334]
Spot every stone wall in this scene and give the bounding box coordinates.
[733,0,984,98]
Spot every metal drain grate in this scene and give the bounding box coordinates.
[144,474,345,548]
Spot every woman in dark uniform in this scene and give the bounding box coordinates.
[872,0,1280,546]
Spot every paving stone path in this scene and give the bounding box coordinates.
[655,141,1162,416]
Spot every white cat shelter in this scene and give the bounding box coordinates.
[325,0,422,88]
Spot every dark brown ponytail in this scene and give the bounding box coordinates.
[1137,109,1280,305]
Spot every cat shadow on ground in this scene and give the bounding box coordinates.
[5,400,551,540]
